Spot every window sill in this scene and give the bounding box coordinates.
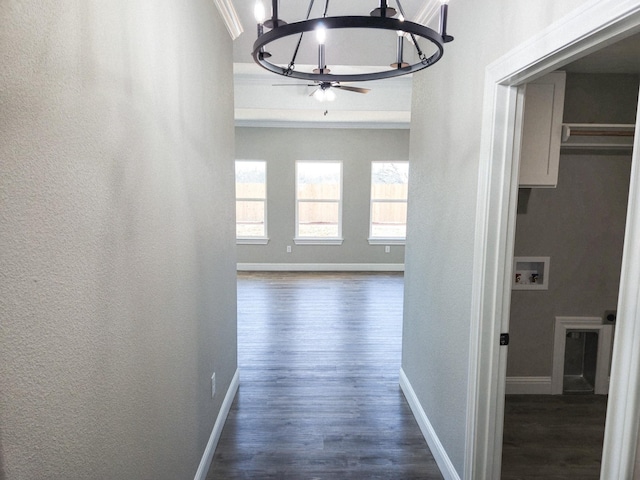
[368,238,406,246]
[294,237,344,246]
[237,237,270,245]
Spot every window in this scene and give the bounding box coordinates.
[295,161,343,245]
[235,160,268,244]
[369,161,409,244]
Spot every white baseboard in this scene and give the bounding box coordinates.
[237,262,405,272]
[399,368,461,480]
[194,368,240,480]
[505,376,552,395]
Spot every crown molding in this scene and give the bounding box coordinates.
[235,118,410,130]
[414,0,442,26]
[213,0,243,40]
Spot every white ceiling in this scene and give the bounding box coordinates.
[229,2,640,129]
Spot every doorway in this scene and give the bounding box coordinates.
[469,3,640,478]
[501,68,636,477]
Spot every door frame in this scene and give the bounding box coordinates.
[468,1,640,478]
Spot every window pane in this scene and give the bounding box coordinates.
[298,223,339,237]
[371,183,408,200]
[237,223,265,237]
[236,200,265,237]
[236,161,266,198]
[370,162,408,239]
[297,162,341,200]
[298,201,339,237]
[236,181,265,199]
[371,201,407,238]
[235,160,266,238]
[371,162,409,200]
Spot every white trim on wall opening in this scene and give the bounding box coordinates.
[469,1,640,479]
[551,316,613,395]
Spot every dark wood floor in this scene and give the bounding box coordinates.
[501,394,607,479]
[207,271,443,479]
[207,271,609,479]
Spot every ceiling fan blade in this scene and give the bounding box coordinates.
[272,83,316,87]
[333,85,371,94]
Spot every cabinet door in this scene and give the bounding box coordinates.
[517,71,566,187]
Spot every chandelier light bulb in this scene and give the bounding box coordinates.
[313,88,326,102]
[316,26,326,44]
[254,1,266,23]
[325,89,336,102]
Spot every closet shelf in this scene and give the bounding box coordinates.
[561,123,635,150]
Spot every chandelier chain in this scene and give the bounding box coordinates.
[394,0,426,61]
[285,0,318,75]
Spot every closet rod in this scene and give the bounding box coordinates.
[567,129,634,137]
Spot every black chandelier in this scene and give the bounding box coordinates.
[252,0,454,83]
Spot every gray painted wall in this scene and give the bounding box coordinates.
[236,127,409,266]
[402,1,589,476]
[507,73,638,377]
[0,2,237,479]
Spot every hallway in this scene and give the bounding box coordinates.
[207,272,443,479]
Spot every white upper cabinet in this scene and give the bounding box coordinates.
[517,72,566,187]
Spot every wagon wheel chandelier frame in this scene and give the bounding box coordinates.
[252,0,454,83]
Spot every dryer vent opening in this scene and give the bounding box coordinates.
[563,330,599,394]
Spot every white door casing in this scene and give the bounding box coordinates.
[468,1,640,478]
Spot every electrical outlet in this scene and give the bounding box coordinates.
[286,245,292,253]
[385,246,391,253]
[211,373,216,398]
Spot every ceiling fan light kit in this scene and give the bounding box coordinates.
[252,0,454,84]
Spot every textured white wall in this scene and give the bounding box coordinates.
[402,0,589,476]
[0,2,236,479]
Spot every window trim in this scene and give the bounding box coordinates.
[236,237,270,245]
[368,161,409,245]
[294,160,343,245]
[235,160,268,243]
[367,237,405,246]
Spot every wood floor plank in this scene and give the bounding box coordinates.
[501,394,607,479]
[207,272,443,479]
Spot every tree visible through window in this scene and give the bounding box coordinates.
[235,160,267,239]
[370,162,409,240]
[296,161,342,240]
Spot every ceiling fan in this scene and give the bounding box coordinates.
[273,80,370,102]
[271,25,371,102]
